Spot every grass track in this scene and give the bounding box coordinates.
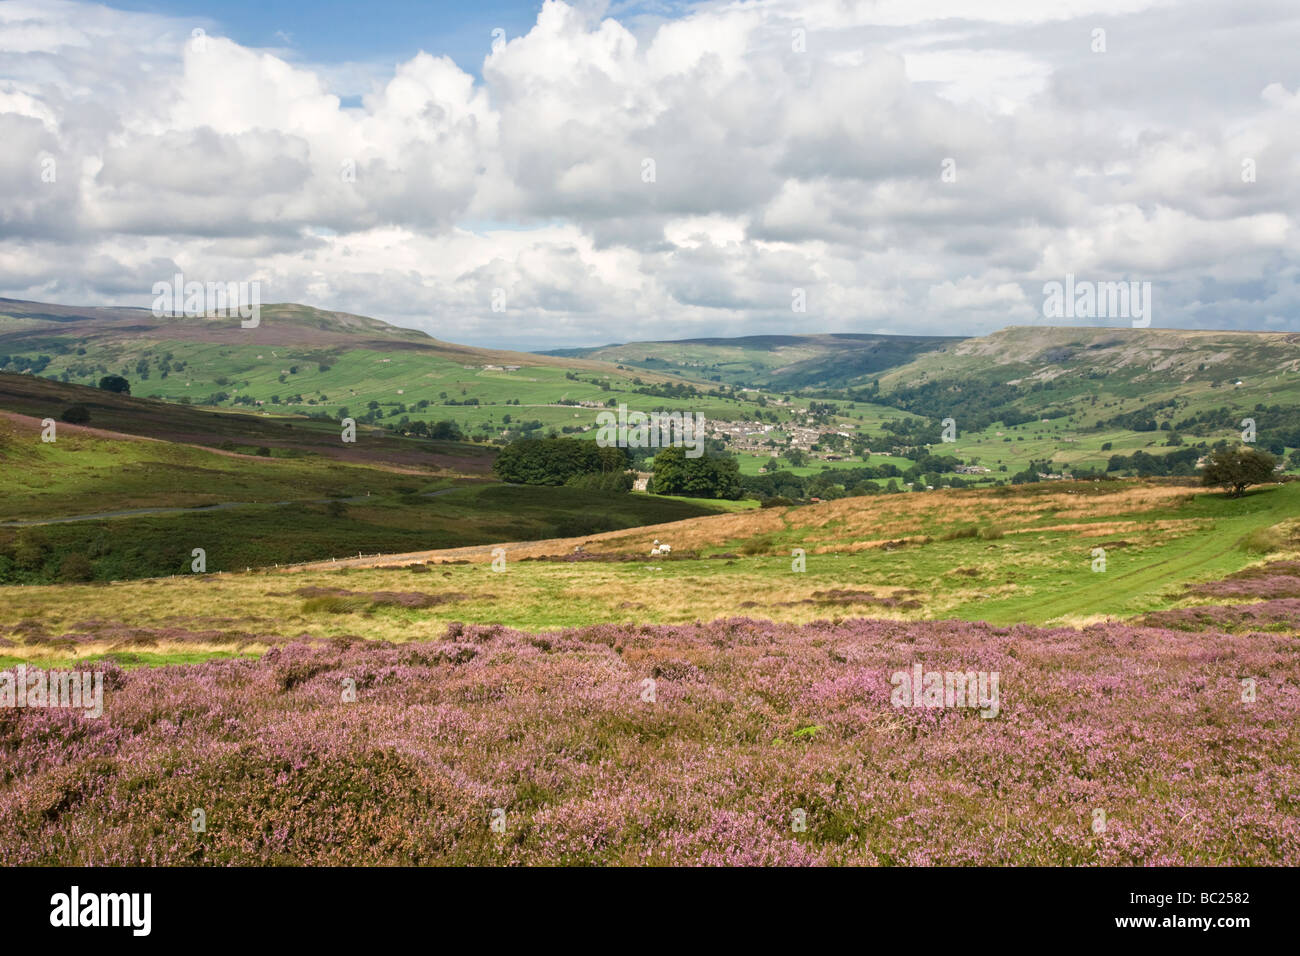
[964,485,1297,624]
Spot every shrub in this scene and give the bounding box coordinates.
[739,536,776,555]
[301,595,369,614]
[60,404,90,425]
[12,533,48,570]
[57,553,94,582]
[1242,524,1285,555]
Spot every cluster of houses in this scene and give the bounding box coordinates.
[709,418,852,457]
[710,419,776,452]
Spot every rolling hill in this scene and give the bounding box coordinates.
[866,326,1300,464]
[544,332,961,389]
[0,297,780,443]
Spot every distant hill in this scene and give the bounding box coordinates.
[0,297,711,444]
[544,325,1300,397]
[0,297,622,368]
[543,332,961,390]
[871,325,1300,433]
[879,325,1300,388]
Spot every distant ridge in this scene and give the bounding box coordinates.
[541,331,965,389]
[539,324,1300,391]
[0,297,672,377]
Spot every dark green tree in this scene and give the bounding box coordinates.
[650,446,742,500]
[1201,445,1277,498]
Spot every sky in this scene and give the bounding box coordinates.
[1,0,1298,349]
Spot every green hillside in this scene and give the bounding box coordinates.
[866,326,1300,473]
[0,388,723,584]
[0,299,793,443]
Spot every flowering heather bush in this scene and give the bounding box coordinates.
[3,615,1297,866]
[1138,599,1300,633]
[1188,560,1300,600]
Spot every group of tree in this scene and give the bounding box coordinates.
[649,446,743,500]
[0,354,53,374]
[402,419,464,440]
[492,437,631,486]
[1105,445,1205,477]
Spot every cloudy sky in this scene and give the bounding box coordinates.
[1,0,1298,349]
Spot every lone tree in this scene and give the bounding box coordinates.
[1201,445,1277,498]
[98,375,130,394]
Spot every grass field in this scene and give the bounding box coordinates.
[0,410,463,520]
[16,333,796,440]
[733,451,920,478]
[3,479,1295,668]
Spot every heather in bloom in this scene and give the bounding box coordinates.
[1188,560,1300,601]
[1138,599,1300,633]
[2,612,1296,866]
